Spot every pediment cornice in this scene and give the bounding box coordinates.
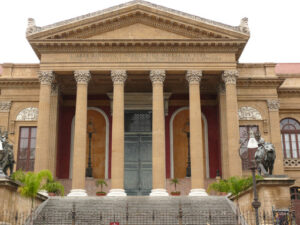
[27,1,249,40]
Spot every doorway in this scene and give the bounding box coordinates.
[124,111,152,195]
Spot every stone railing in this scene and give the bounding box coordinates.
[284,158,300,168]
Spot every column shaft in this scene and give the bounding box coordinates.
[150,70,167,195]
[218,84,229,178]
[34,71,54,172]
[68,71,90,197]
[223,70,242,177]
[267,100,284,174]
[48,85,59,176]
[108,70,127,196]
[186,70,207,196]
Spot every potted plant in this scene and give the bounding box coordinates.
[170,178,180,196]
[96,179,107,196]
[11,169,53,222]
[43,180,65,196]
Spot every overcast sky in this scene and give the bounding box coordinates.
[0,0,299,64]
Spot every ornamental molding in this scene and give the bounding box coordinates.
[74,71,91,84]
[222,70,238,85]
[238,106,262,120]
[150,70,166,84]
[33,42,240,54]
[267,99,280,111]
[186,70,202,84]
[284,158,300,168]
[16,107,39,121]
[26,1,249,38]
[0,101,12,113]
[111,70,127,84]
[38,71,55,85]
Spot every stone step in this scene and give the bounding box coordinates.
[31,196,240,225]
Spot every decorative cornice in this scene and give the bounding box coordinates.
[238,106,262,120]
[237,78,283,88]
[222,70,238,85]
[38,71,54,85]
[74,70,91,84]
[267,99,280,111]
[150,70,166,84]
[0,101,12,113]
[186,70,202,84]
[111,70,127,84]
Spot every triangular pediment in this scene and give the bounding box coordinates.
[87,23,189,40]
[27,0,250,60]
[27,0,250,41]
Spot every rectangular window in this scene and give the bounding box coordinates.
[239,125,259,170]
[17,127,37,171]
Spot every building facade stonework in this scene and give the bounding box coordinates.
[0,1,300,199]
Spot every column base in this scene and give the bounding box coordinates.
[188,189,208,196]
[150,189,169,196]
[67,189,88,197]
[107,189,127,197]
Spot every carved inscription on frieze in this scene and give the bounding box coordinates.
[45,52,231,63]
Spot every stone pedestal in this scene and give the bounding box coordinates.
[231,176,295,212]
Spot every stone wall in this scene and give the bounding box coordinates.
[0,177,47,214]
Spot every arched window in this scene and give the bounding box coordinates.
[280,118,300,159]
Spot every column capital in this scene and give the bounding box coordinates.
[267,99,280,111]
[186,70,202,84]
[150,70,166,84]
[222,70,239,85]
[74,71,91,84]
[111,70,127,84]
[38,71,54,85]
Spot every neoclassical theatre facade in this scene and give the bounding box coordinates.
[1,1,300,197]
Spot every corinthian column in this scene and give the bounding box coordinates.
[186,70,208,196]
[149,70,168,196]
[267,99,284,174]
[34,71,54,172]
[68,71,91,197]
[107,70,127,196]
[222,70,242,176]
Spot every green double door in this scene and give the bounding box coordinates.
[124,111,152,196]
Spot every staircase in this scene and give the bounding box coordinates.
[29,196,243,225]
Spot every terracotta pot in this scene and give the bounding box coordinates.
[171,192,181,196]
[48,192,56,197]
[96,192,106,196]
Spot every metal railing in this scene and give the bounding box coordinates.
[0,208,297,225]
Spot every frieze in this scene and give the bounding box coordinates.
[238,106,262,120]
[0,101,12,113]
[46,52,226,64]
[16,107,39,121]
[150,70,166,84]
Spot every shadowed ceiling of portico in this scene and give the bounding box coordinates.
[55,71,221,96]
